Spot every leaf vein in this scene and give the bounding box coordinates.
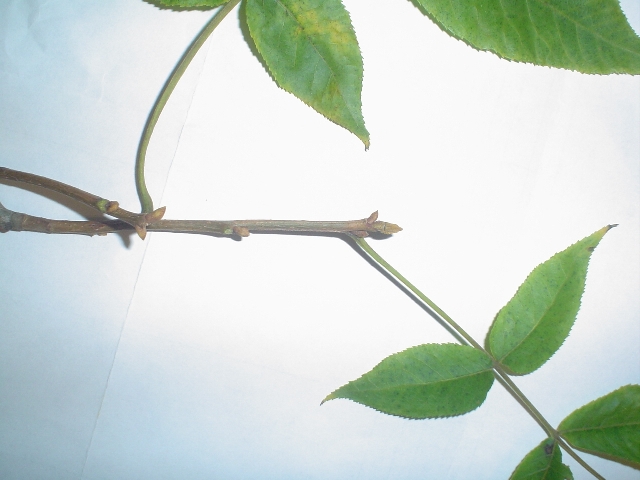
[533,0,640,59]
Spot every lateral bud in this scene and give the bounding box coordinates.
[233,226,250,237]
[145,206,166,224]
[134,224,147,240]
[95,199,110,213]
[366,211,378,224]
[105,201,120,213]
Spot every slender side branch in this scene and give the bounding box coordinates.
[0,167,165,239]
[136,0,242,213]
[351,236,605,480]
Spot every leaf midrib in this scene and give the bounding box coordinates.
[499,260,572,363]
[354,368,492,393]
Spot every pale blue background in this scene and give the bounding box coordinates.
[1,1,639,479]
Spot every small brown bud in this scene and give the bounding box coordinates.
[105,201,120,213]
[366,211,379,224]
[233,226,250,237]
[145,206,166,224]
[134,224,147,240]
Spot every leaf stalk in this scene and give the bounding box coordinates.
[135,0,242,213]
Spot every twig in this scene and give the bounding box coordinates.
[0,202,400,238]
[0,168,401,238]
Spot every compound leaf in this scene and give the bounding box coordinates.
[322,343,494,419]
[558,385,640,470]
[486,225,614,375]
[413,0,640,74]
[154,0,229,8]
[245,0,369,147]
[510,438,573,480]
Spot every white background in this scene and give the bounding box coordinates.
[1,0,639,478]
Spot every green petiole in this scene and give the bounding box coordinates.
[135,0,242,213]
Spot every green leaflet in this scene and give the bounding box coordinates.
[245,0,369,147]
[509,438,573,480]
[413,0,640,74]
[153,0,228,8]
[322,344,494,419]
[486,225,614,375]
[558,385,640,470]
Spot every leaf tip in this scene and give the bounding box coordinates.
[320,392,337,405]
[587,223,617,249]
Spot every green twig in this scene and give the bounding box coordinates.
[136,0,242,213]
[351,236,604,479]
